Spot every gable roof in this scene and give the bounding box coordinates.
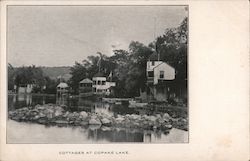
[57,82,69,88]
[80,78,93,84]
[152,61,175,70]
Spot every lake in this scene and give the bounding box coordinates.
[7,94,188,143]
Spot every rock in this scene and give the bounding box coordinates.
[36,106,45,110]
[156,114,162,119]
[37,118,48,124]
[90,114,98,119]
[30,115,39,120]
[89,118,102,125]
[44,108,54,115]
[115,117,125,123]
[54,110,63,117]
[158,118,165,124]
[164,124,172,129]
[80,111,88,119]
[163,113,170,119]
[63,111,70,117]
[130,114,141,120]
[147,116,157,122]
[39,113,46,117]
[46,113,53,119]
[101,118,111,126]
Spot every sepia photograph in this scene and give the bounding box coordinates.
[7,5,188,143]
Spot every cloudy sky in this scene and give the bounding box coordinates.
[8,6,187,67]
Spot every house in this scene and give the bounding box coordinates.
[79,78,93,97]
[141,53,176,102]
[92,72,116,96]
[56,82,69,96]
[17,84,34,94]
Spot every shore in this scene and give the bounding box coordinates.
[8,104,188,131]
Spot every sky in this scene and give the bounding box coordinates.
[7,6,187,67]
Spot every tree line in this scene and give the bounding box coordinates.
[8,64,60,94]
[69,17,187,97]
[8,17,187,96]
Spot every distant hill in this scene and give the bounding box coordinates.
[41,66,72,81]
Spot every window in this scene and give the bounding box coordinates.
[98,80,101,85]
[160,71,164,78]
[152,61,155,66]
[148,71,154,77]
[102,81,105,85]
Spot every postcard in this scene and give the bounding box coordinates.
[0,0,249,161]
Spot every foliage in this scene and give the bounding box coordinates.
[8,65,59,93]
[69,17,187,97]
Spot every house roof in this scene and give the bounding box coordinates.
[57,82,69,88]
[79,78,93,84]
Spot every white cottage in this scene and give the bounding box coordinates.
[146,60,175,85]
[92,72,116,95]
[141,52,176,102]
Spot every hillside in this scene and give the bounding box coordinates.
[41,66,72,81]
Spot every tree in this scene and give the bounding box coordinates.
[155,17,188,79]
[68,62,88,93]
[8,63,15,90]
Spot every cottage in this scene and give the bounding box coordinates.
[79,78,93,96]
[140,52,176,102]
[92,72,116,96]
[17,84,34,94]
[56,82,69,96]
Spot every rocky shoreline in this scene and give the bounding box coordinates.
[8,104,188,131]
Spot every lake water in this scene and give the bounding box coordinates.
[7,94,188,143]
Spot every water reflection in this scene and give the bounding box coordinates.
[7,94,188,143]
[7,120,188,143]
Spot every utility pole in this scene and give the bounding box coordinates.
[154,17,160,61]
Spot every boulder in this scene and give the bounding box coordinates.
[101,118,111,126]
[54,110,63,117]
[46,113,53,119]
[89,118,102,125]
[115,117,125,123]
[164,124,172,129]
[38,113,46,118]
[163,113,170,120]
[147,116,157,122]
[33,115,40,120]
[79,111,88,119]
[36,106,45,110]
[130,114,141,120]
[63,111,70,117]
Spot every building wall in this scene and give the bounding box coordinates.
[18,84,33,94]
[153,63,175,85]
[92,77,116,95]
[26,84,33,93]
[18,87,26,94]
[92,77,106,81]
